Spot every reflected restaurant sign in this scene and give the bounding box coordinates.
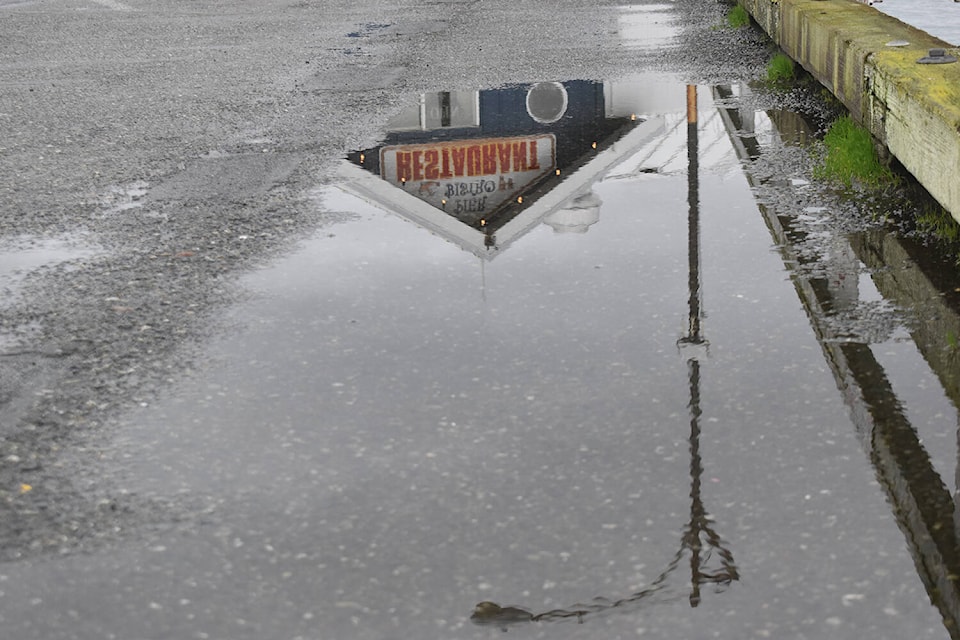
[380,134,556,215]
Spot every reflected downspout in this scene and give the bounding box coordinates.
[480,257,487,303]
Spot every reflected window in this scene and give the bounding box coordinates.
[388,91,481,131]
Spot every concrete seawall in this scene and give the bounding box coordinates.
[739,0,960,220]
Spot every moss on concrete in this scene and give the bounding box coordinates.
[739,0,960,221]
[872,48,960,124]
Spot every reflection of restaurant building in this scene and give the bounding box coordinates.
[341,80,664,258]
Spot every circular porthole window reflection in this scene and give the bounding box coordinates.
[526,82,568,124]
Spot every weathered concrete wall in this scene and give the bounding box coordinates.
[740,0,960,221]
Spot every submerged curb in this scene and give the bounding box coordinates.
[741,0,960,219]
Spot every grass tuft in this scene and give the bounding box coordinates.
[766,52,795,84]
[727,4,750,28]
[915,204,960,245]
[813,115,896,187]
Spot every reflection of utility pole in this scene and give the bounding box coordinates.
[470,88,737,629]
[686,353,705,608]
[678,85,707,356]
[677,85,737,607]
[472,354,741,625]
[682,354,740,607]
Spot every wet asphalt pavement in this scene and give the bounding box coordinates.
[3,1,960,639]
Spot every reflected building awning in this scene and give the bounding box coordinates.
[339,81,666,259]
[338,117,664,259]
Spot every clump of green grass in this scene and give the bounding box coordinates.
[766,52,795,84]
[947,331,959,351]
[813,115,896,187]
[728,4,750,28]
[915,204,960,244]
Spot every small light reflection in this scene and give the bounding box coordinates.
[517,196,523,204]
[591,141,597,149]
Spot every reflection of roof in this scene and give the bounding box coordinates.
[336,118,665,260]
[605,110,742,179]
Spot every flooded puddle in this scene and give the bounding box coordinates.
[58,72,954,639]
[0,234,98,350]
[4,0,960,635]
[5,9,960,638]
[0,234,96,293]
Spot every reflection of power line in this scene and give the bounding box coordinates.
[605,115,687,178]
[605,109,727,180]
[470,87,738,631]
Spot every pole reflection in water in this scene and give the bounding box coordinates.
[679,83,738,609]
[680,84,705,353]
[469,86,738,630]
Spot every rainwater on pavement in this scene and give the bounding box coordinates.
[3,3,960,640]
